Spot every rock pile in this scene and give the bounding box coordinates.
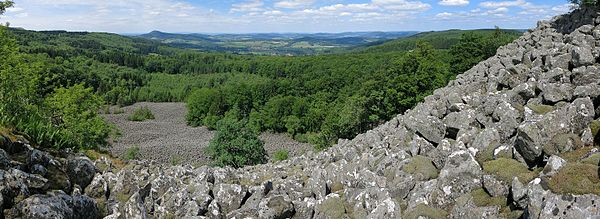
[4,7,600,219]
[0,131,101,218]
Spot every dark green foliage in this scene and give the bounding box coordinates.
[45,84,112,149]
[361,29,522,53]
[127,106,155,121]
[206,117,267,168]
[570,0,599,7]
[273,149,289,161]
[449,28,518,75]
[0,1,13,14]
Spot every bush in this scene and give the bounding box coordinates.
[273,149,289,161]
[128,106,155,121]
[45,84,112,150]
[206,117,266,168]
[124,145,140,160]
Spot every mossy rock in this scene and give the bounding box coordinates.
[475,141,512,165]
[547,162,600,196]
[560,147,598,162]
[46,164,71,191]
[403,203,448,219]
[317,195,348,219]
[95,198,108,217]
[329,182,344,193]
[581,153,600,165]
[526,104,554,115]
[402,155,439,181]
[470,188,507,208]
[543,134,583,156]
[591,120,600,145]
[482,158,538,184]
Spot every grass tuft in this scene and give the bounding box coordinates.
[273,149,289,161]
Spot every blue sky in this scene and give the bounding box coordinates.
[0,0,574,33]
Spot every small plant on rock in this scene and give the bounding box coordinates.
[274,149,289,161]
[124,145,140,160]
[128,106,155,122]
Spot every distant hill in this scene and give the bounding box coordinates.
[356,29,525,53]
[136,31,418,55]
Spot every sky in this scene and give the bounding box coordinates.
[0,0,575,33]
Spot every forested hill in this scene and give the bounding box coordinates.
[357,28,524,53]
[136,31,418,55]
[4,26,519,151]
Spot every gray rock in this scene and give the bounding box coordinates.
[10,191,74,219]
[515,122,544,164]
[313,194,348,219]
[30,164,47,176]
[571,46,595,67]
[27,149,51,167]
[0,148,10,170]
[443,109,478,139]
[540,83,574,103]
[572,66,600,86]
[450,193,501,219]
[258,194,295,219]
[67,156,97,191]
[72,195,100,219]
[292,198,315,219]
[214,184,247,214]
[436,150,483,207]
[482,175,509,197]
[541,155,566,177]
[404,115,446,144]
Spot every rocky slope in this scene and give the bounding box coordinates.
[3,7,600,219]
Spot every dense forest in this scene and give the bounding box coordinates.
[1,19,520,152]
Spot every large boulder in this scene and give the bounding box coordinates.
[67,156,97,191]
[214,183,248,214]
[9,191,77,219]
[258,194,295,219]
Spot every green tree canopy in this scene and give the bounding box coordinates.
[206,117,267,168]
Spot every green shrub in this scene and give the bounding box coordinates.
[274,149,289,161]
[206,117,266,168]
[127,106,155,121]
[124,145,140,160]
[45,84,112,150]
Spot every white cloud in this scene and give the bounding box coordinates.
[231,0,264,13]
[372,0,431,11]
[7,7,24,12]
[439,0,469,6]
[274,0,314,9]
[552,3,575,13]
[263,10,284,15]
[479,0,529,8]
[435,12,454,19]
[490,7,509,13]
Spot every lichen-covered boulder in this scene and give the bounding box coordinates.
[67,156,97,191]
